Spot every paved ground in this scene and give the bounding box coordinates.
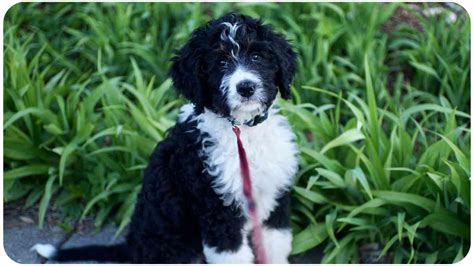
[3,204,322,264]
[3,203,126,264]
[4,223,124,264]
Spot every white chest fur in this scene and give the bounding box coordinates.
[179,104,299,221]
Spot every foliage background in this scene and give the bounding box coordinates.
[3,2,471,263]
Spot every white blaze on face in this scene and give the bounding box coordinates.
[220,67,264,122]
[225,67,262,102]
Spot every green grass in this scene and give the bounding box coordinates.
[3,2,470,263]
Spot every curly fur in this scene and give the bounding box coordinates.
[32,12,298,264]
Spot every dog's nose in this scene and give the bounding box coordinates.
[236,80,257,98]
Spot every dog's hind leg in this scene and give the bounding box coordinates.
[198,202,253,263]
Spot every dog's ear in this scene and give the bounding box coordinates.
[269,32,297,99]
[170,28,208,112]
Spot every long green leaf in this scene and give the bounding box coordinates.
[4,164,50,180]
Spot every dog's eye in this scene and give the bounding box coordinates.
[251,53,261,62]
[219,60,228,67]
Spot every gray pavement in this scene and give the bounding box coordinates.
[4,222,125,264]
[3,205,322,264]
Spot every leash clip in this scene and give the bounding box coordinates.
[232,125,241,136]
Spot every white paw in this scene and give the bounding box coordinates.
[30,243,57,259]
[263,228,292,264]
[204,243,254,264]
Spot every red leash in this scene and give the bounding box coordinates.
[232,126,267,264]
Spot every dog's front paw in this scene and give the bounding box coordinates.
[203,243,254,264]
[263,228,292,264]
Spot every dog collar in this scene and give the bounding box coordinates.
[244,111,269,127]
[227,111,269,127]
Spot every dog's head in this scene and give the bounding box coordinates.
[171,13,297,125]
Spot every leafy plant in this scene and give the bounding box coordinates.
[4,15,180,232]
[3,2,470,263]
[285,55,470,263]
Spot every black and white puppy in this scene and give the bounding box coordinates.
[32,13,298,264]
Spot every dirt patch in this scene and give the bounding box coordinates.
[381,5,424,34]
